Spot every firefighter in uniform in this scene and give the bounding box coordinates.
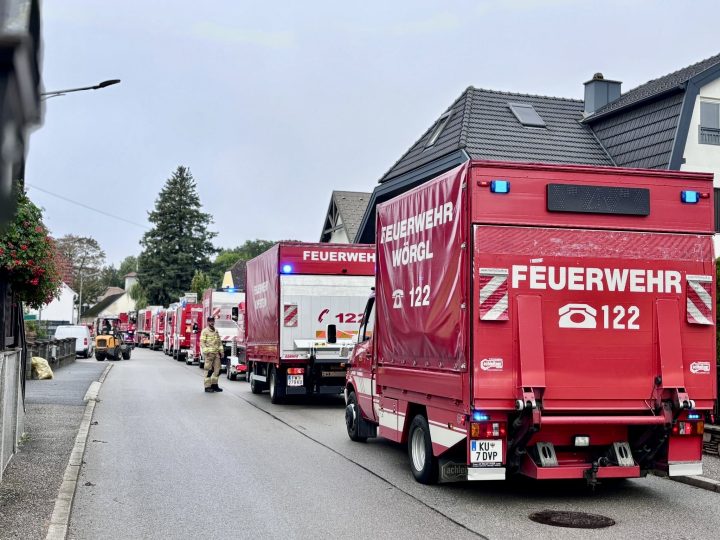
[200,316,223,393]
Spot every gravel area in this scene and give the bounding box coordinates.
[702,453,720,481]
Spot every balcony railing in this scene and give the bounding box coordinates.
[699,126,720,145]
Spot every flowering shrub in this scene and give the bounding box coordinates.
[0,189,62,309]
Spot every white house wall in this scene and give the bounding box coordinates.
[328,215,350,243]
[28,283,76,323]
[681,77,720,180]
[680,77,720,255]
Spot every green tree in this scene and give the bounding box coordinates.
[98,265,122,289]
[190,270,212,299]
[54,234,106,306]
[118,255,138,277]
[129,282,149,310]
[209,240,277,285]
[138,166,216,305]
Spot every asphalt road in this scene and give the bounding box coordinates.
[69,348,720,540]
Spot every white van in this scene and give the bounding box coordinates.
[54,325,94,358]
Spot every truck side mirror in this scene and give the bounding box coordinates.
[192,323,199,333]
[231,307,239,321]
[327,324,337,344]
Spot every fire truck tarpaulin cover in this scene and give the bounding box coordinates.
[376,164,468,371]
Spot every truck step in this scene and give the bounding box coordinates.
[611,442,635,467]
[536,442,558,467]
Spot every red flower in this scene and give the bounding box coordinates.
[30,278,39,286]
[27,260,34,266]
[20,245,28,251]
[35,225,43,233]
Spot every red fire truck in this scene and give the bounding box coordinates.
[163,306,177,356]
[135,307,160,347]
[150,309,166,350]
[118,312,136,348]
[190,289,244,371]
[246,242,375,403]
[226,301,247,381]
[187,307,205,366]
[173,303,201,361]
[345,161,717,485]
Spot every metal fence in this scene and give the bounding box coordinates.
[25,338,76,378]
[0,349,23,482]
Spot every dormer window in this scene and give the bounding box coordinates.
[699,101,720,145]
[425,111,452,147]
[508,102,546,128]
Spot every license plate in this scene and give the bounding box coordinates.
[287,375,303,387]
[470,439,503,465]
[321,371,346,377]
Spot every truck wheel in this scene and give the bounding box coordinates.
[408,414,439,484]
[269,367,285,404]
[95,352,105,361]
[345,391,368,442]
[122,349,131,360]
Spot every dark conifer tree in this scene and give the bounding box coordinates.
[138,166,216,305]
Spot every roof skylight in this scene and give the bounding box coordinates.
[508,102,546,127]
[425,111,452,147]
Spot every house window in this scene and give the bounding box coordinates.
[425,112,452,147]
[699,101,720,145]
[508,102,546,127]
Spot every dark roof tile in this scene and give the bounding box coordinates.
[585,52,720,120]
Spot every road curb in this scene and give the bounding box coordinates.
[671,475,720,493]
[45,363,113,540]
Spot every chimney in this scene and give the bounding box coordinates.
[583,73,622,116]
[124,272,138,292]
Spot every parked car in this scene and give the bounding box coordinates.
[54,325,94,358]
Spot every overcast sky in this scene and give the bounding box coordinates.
[25,0,720,265]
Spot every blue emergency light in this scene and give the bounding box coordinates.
[472,411,489,422]
[490,180,510,194]
[681,190,699,204]
[281,264,293,274]
[688,413,701,420]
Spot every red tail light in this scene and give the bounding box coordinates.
[673,421,703,435]
[470,421,507,438]
[84,338,88,346]
[287,367,305,375]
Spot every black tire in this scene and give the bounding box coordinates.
[95,352,105,361]
[122,350,131,360]
[269,367,285,404]
[249,364,263,394]
[345,391,368,442]
[408,414,439,484]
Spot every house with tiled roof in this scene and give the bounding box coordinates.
[356,53,720,243]
[222,259,247,291]
[320,190,371,243]
[80,273,138,323]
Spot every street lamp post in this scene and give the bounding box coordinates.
[41,79,121,100]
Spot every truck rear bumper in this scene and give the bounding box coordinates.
[520,456,641,480]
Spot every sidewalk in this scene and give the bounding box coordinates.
[0,360,106,540]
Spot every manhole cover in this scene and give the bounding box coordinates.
[529,510,615,529]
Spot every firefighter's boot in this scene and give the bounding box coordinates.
[204,387,214,393]
[212,384,223,392]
